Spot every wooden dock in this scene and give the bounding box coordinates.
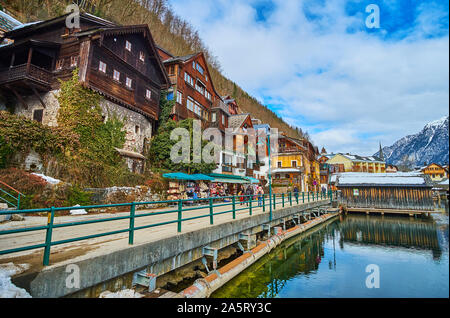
[344,207,435,217]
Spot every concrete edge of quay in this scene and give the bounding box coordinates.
[178,212,339,298]
[12,200,332,298]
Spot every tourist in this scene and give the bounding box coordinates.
[294,186,299,202]
[257,186,264,207]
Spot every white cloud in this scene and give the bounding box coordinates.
[169,0,449,155]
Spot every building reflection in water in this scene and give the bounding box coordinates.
[212,213,444,298]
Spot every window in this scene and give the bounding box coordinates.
[187,97,194,111]
[139,51,145,62]
[33,109,43,123]
[194,101,202,117]
[184,72,194,86]
[113,70,120,81]
[99,61,107,73]
[146,89,152,100]
[292,161,297,167]
[196,62,204,75]
[278,162,282,168]
[205,90,211,100]
[176,91,183,104]
[222,114,225,125]
[70,56,78,67]
[125,40,132,52]
[126,77,132,89]
[56,59,64,70]
[212,112,216,122]
[195,81,205,95]
[205,75,208,82]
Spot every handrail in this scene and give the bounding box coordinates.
[0,180,24,210]
[0,190,337,266]
[0,180,24,196]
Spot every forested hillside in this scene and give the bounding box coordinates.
[1,0,307,140]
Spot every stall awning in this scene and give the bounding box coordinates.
[208,173,250,184]
[245,177,260,184]
[162,173,214,181]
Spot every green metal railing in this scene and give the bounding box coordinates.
[0,180,24,210]
[0,190,336,266]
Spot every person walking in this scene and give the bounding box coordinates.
[245,186,253,206]
[257,186,264,207]
[294,186,299,203]
[238,186,245,205]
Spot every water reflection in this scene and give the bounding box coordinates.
[212,208,449,298]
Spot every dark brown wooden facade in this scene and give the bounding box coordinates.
[0,13,169,121]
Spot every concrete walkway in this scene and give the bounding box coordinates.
[0,197,330,274]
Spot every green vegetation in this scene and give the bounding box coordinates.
[149,118,217,174]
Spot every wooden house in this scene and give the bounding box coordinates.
[421,163,447,182]
[0,13,170,173]
[335,172,434,211]
[156,47,220,129]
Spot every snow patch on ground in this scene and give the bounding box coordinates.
[31,173,61,185]
[0,263,32,298]
[99,289,143,298]
[70,205,88,215]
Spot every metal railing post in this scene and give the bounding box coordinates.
[273,193,276,210]
[302,192,305,203]
[308,192,310,202]
[177,199,182,232]
[17,194,21,210]
[128,202,135,245]
[282,193,285,208]
[232,196,236,219]
[209,197,214,225]
[43,206,55,266]
[263,194,266,212]
[289,192,292,206]
[249,195,252,216]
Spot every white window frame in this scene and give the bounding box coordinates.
[187,97,194,111]
[70,55,78,67]
[176,91,183,104]
[126,77,132,89]
[146,89,152,100]
[99,61,107,73]
[139,51,145,62]
[113,69,120,81]
[222,114,225,125]
[125,40,132,52]
[292,160,297,167]
[212,112,216,122]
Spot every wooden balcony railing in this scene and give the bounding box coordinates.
[0,64,53,86]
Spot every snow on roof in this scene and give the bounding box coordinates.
[335,172,429,187]
[11,20,41,31]
[439,179,449,185]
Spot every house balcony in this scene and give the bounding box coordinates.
[0,64,53,92]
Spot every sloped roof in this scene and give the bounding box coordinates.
[163,53,199,64]
[335,172,431,187]
[228,113,250,129]
[4,12,116,38]
[0,10,22,32]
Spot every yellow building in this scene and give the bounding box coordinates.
[421,163,447,182]
[326,153,386,173]
[271,135,320,192]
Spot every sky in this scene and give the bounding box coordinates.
[168,0,449,156]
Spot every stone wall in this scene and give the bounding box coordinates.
[9,89,154,172]
[13,90,60,127]
[85,186,165,206]
[100,100,153,154]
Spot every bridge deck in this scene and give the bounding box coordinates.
[0,197,330,275]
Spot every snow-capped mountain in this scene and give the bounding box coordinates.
[374,116,449,167]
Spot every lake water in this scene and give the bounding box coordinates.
[212,203,449,298]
